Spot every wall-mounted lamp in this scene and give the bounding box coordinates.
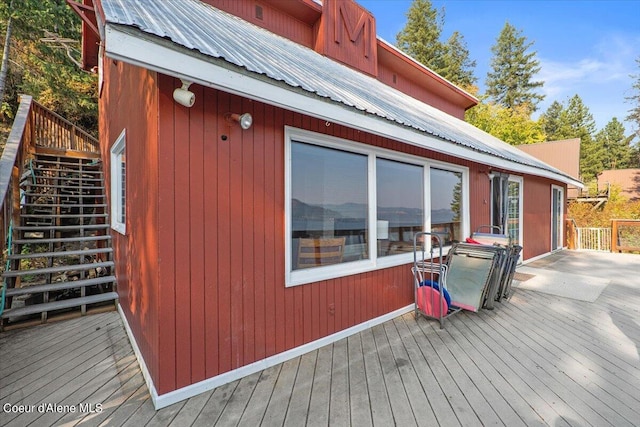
[225,112,253,130]
[487,172,495,181]
[173,80,195,108]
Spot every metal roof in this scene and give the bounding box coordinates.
[100,0,578,183]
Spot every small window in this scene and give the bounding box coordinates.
[111,130,126,235]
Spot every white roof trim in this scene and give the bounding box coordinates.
[104,24,582,188]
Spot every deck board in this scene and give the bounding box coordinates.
[305,344,332,426]
[1,251,639,426]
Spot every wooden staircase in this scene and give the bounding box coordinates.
[1,97,117,330]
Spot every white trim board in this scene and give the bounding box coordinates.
[103,24,582,189]
[117,305,160,407]
[119,302,414,410]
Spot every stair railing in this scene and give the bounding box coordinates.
[31,101,99,154]
[1,95,35,313]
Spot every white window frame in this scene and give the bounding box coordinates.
[427,161,470,254]
[551,184,564,251]
[110,129,126,235]
[285,126,470,287]
[507,175,524,247]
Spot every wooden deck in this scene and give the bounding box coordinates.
[1,250,639,426]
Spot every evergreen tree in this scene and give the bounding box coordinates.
[540,100,571,140]
[396,0,476,88]
[626,56,640,141]
[561,95,599,181]
[396,0,444,72]
[596,118,637,170]
[440,31,477,88]
[486,22,544,111]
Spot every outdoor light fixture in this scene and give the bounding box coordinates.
[226,112,253,130]
[173,80,195,108]
[487,172,496,181]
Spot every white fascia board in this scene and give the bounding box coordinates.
[104,24,582,188]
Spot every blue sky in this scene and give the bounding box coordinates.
[358,0,640,133]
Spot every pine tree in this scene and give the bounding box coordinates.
[596,118,636,170]
[440,31,477,88]
[396,0,444,71]
[626,57,640,142]
[540,100,571,140]
[396,0,476,88]
[560,95,599,181]
[486,22,544,111]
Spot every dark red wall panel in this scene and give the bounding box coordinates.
[101,60,161,389]
[523,175,553,259]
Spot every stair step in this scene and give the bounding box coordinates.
[9,247,113,260]
[23,192,105,198]
[2,260,113,278]
[13,235,111,244]
[22,203,106,208]
[5,276,116,297]
[21,213,108,218]
[26,183,105,189]
[34,158,101,167]
[33,177,104,183]
[15,224,109,231]
[1,292,118,319]
[33,168,103,176]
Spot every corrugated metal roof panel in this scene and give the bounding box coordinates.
[100,0,573,180]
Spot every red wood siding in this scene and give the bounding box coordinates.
[522,175,555,259]
[203,0,317,48]
[154,76,496,394]
[377,62,465,119]
[100,61,161,388]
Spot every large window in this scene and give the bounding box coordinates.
[285,128,469,286]
[291,142,369,270]
[110,130,126,235]
[377,158,423,256]
[430,168,463,246]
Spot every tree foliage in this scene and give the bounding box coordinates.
[569,186,640,228]
[486,22,544,111]
[595,117,638,170]
[539,94,602,180]
[396,0,476,87]
[440,31,477,87]
[465,94,545,145]
[0,0,97,133]
[626,56,640,141]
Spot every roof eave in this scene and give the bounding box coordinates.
[104,24,582,189]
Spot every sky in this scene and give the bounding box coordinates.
[357,0,640,133]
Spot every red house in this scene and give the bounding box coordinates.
[74,0,582,408]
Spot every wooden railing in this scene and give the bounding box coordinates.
[1,95,99,266]
[1,95,34,263]
[611,219,640,253]
[31,101,98,154]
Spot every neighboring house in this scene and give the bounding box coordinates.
[598,169,640,201]
[517,138,582,199]
[73,0,582,409]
